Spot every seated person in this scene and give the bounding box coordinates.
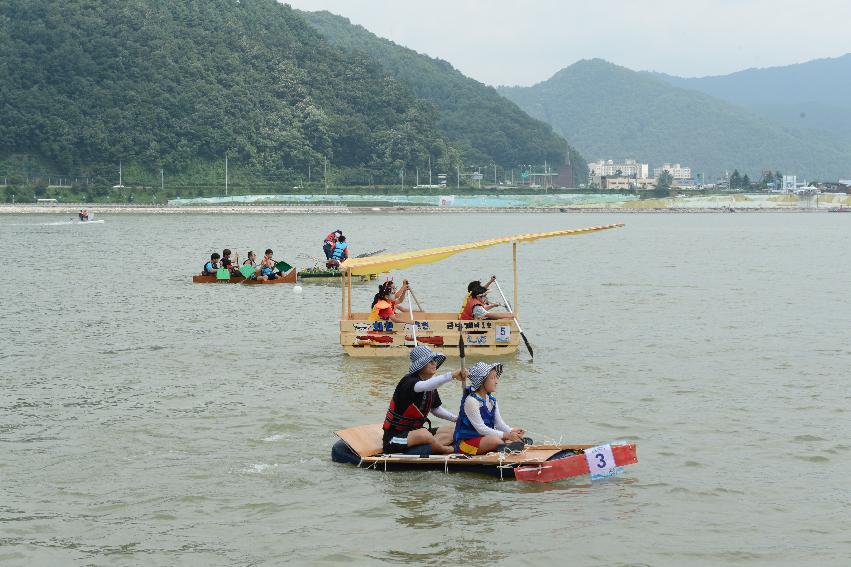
[458,276,496,316]
[459,284,514,320]
[382,345,467,455]
[369,280,411,323]
[221,249,239,275]
[259,248,281,280]
[325,235,349,269]
[242,250,266,281]
[453,362,526,455]
[202,252,221,276]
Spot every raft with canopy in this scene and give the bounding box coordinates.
[331,424,638,483]
[338,224,624,357]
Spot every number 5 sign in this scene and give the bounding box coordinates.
[583,444,622,480]
[495,325,511,343]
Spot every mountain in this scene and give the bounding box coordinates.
[0,0,571,186]
[299,10,585,179]
[650,54,851,135]
[499,59,851,180]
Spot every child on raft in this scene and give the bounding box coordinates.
[368,280,412,323]
[202,252,221,276]
[382,345,468,455]
[220,248,239,276]
[260,248,286,280]
[452,362,526,455]
[242,250,266,281]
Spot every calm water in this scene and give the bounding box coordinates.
[2,212,849,566]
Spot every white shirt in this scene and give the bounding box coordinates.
[463,394,511,438]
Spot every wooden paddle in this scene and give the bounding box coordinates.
[493,278,533,359]
[407,285,425,312]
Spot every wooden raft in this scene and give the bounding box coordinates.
[192,269,297,284]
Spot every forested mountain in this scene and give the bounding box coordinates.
[298,10,584,177]
[650,54,851,136]
[499,59,851,179]
[0,0,573,187]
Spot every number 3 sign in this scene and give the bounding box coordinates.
[583,444,621,480]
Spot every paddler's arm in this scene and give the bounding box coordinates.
[431,406,457,423]
[412,369,468,393]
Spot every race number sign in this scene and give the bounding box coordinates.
[583,444,622,480]
[495,325,511,343]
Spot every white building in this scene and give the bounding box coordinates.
[653,163,692,180]
[588,159,649,180]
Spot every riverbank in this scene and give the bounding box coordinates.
[0,203,845,214]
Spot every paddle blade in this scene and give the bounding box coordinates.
[458,333,465,359]
[520,331,534,358]
[239,264,255,279]
[216,268,230,280]
[276,261,293,273]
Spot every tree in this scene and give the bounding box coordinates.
[654,171,673,197]
[741,174,751,189]
[729,169,742,189]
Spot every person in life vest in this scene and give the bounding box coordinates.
[458,276,498,317]
[79,209,88,221]
[459,284,514,320]
[323,229,343,260]
[453,362,526,455]
[382,345,468,455]
[369,280,412,323]
[325,235,349,269]
[220,248,239,276]
[242,250,266,281]
[260,248,285,280]
[202,252,221,276]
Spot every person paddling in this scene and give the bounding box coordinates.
[221,248,239,276]
[202,252,221,276]
[369,280,411,324]
[260,249,280,280]
[458,276,496,316]
[242,250,266,281]
[382,345,468,455]
[459,284,514,320]
[453,362,526,455]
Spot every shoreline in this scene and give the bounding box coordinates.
[0,203,838,214]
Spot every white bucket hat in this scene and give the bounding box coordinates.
[409,345,446,375]
[468,362,503,390]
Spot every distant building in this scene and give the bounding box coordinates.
[600,176,631,190]
[782,175,797,193]
[588,159,649,181]
[653,163,692,180]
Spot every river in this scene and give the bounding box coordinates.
[2,212,849,565]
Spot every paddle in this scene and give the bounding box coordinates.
[493,279,533,359]
[354,249,387,259]
[408,285,425,312]
[276,260,293,274]
[407,292,417,347]
[216,267,230,280]
[458,333,466,389]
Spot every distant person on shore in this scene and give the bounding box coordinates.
[202,252,221,276]
[459,284,513,320]
[323,230,343,260]
[326,235,349,269]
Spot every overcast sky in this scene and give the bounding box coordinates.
[284,0,851,86]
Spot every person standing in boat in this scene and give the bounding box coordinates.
[323,229,343,260]
[202,252,221,276]
[459,284,514,320]
[326,235,349,269]
[382,345,468,455]
[453,362,526,455]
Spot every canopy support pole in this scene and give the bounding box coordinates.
[513,241,519,318]
[347,270,352,319]
[341,271,346,320]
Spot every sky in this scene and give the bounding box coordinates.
[284,0,851,86]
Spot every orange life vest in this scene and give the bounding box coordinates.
[459,297,484,320]
[369,299,396,321]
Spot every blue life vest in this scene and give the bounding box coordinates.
[203,261,219,275]
[331,241,348,261]
[453,388,497,443]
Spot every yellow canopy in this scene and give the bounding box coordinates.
[342,223,624,275]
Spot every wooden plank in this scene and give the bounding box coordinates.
[335,424,384,458]
[515,444,637,483]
